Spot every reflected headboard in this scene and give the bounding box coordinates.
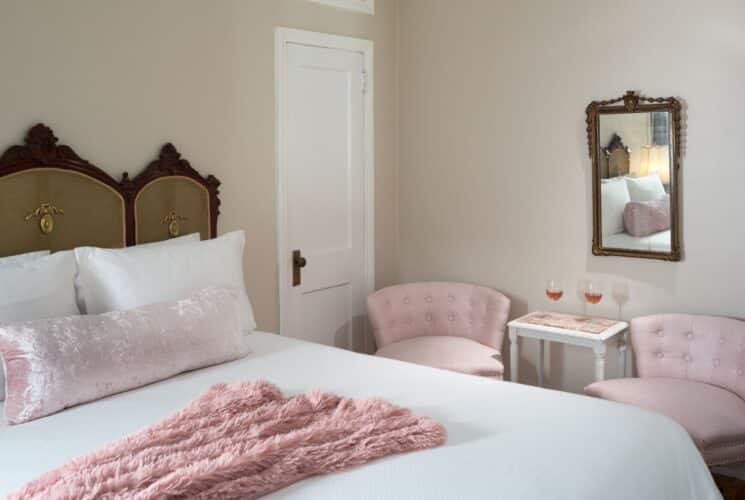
[602,133,631,178]
[0,124,220,258]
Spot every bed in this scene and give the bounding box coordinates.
[0,126,721,499]
[0,332,720,499]
[603,229,671,252]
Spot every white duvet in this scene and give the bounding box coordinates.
[0,332,720,499]
[603,229,672,252]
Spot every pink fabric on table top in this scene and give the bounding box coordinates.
[585,377,745,465]
[0,286,248,425]
[376,336,503,377]
[366,282,510,351]
[8,380,447,500]
[519,312,620,334]
[631,314,745,401]
[623,196,670,237]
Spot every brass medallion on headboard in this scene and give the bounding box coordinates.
[0,124,126,257]
[123,143,220,245]
[0,124,221,257]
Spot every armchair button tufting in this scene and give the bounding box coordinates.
[425,296,432,303]
[684,354,691,362]
[719,338,725,345]
[739,369,745,376]
[403,297,410,304]
[448,315,455,321]
[687,333,693,340]
[425,314,432,322]
[657,330,664,337]
[656,352,664,359]
[448,295,455,303]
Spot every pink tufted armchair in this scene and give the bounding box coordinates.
[585,314,745,466]
[366,282,511,379]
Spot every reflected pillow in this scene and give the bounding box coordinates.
[625,173,666,202]
[601,179,631,236]
[0,286,248,424]
[623,196,671,237]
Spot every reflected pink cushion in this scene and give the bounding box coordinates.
[585,377,745,465]
[0,287,249,425]
[623,196,670,237]
[376,336,503,377]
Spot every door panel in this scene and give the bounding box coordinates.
[281,42,366,350]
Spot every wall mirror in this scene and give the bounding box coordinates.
[586,91,682,261]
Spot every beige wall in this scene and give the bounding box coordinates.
[398,0,745,392]
[0,0,399,332]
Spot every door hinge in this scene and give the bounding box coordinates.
[361,70,368,94]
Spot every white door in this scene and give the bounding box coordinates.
[277,30,372,351]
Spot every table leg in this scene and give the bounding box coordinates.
[593,344,607,382]
[536,339,544,387]
[509,327,518,383]
[618,331,628,378]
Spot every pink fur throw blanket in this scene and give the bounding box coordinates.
[9,380,446,499]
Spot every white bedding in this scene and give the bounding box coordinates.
[603,229,671,252]
[0,332,720,499]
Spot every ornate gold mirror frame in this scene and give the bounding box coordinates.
[586,91,683,261]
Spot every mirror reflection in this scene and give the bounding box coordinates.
[598,112,672,253]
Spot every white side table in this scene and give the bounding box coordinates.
[507,312,629,386]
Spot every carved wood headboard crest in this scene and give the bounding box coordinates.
[0,124,220,257]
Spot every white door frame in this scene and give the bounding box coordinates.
[275,27,374,336]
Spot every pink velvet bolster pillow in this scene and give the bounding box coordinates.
[0,286,249,425]
[623,196,670,237]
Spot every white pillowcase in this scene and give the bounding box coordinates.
[0,250,50,267]
[0,251,79,401]
[75,230,256,333]
[73,233,200,314]
[601,179,631,236]
[625,173,666,202]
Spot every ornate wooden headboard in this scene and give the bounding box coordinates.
[0,124,220,258]
[602,133,631,178]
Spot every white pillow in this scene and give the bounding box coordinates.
[625,173,666,202]
[0,251,79,401]
[601,179,631,236]
[73,233,200,314]
[75,230,256,333]
[0,250,50,267]
[600,176,625,184]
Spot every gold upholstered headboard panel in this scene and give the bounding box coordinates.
[0,124,220,258]
[0,125,126,257]
[126,144,220,244]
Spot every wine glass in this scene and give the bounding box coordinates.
[545,280,563,302]
[584,281,603,310]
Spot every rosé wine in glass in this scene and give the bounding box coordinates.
[584,282,603,305]
[546,280,563,302]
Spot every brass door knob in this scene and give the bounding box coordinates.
[292,249,307,286]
